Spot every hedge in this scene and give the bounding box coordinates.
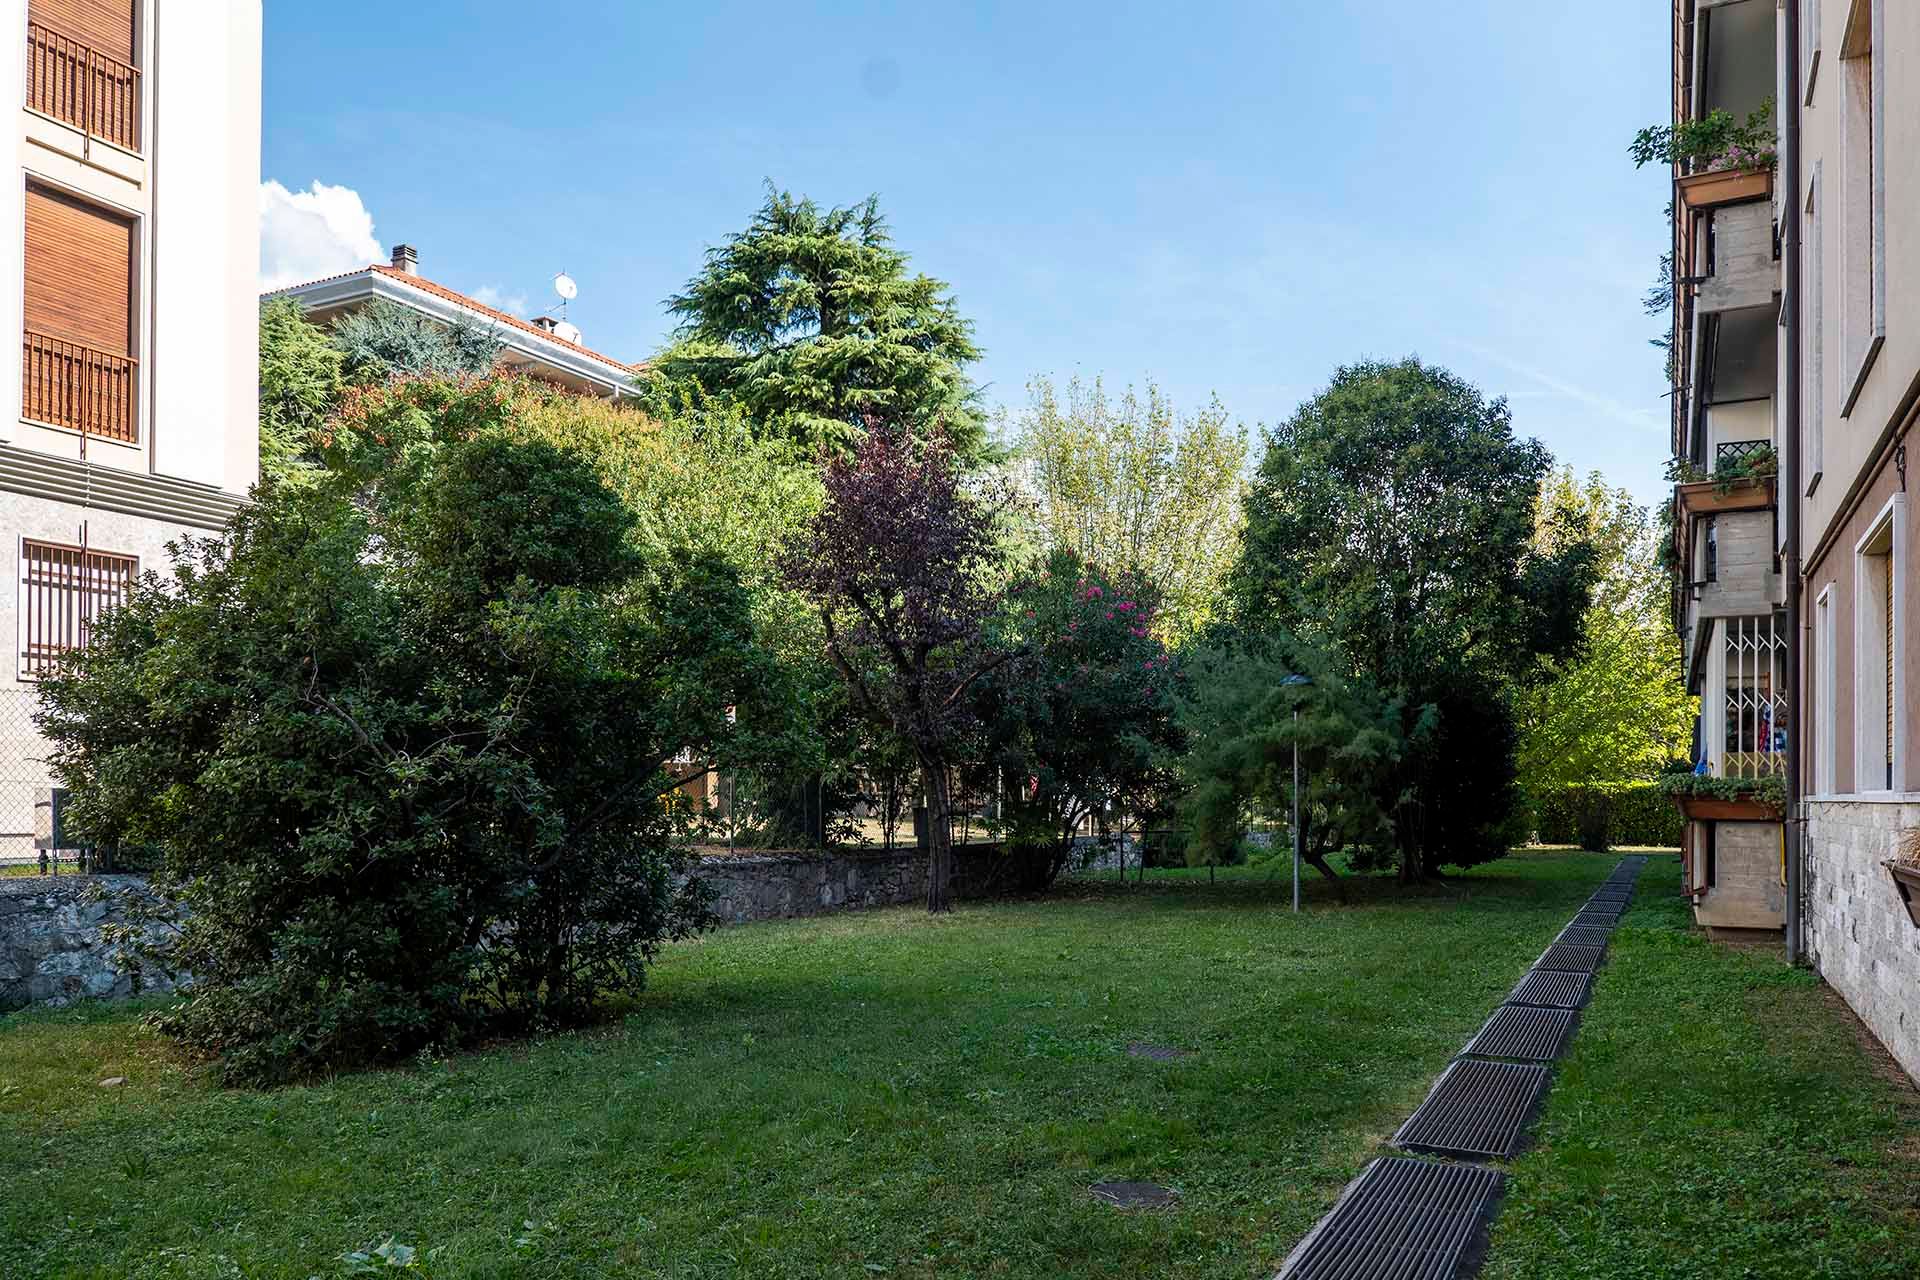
[1531,784,1683,851]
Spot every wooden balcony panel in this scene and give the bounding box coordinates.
[22,331,138,444]
[1676,166,1771,213]
[25,22,141,154]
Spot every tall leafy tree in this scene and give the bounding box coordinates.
[1516,468,1695,794]
[974,549,1183,887]
[643,186,986,460]
[782,424,1014,911]
[1230,358,1593,878]
[1011,376,1248,641]
[257,298,343,485]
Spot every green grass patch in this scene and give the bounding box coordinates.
[1,851,1912,1278]
[1485,856,1920,1279]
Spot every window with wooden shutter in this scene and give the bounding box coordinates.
[17,540,138,680]
[21,182,138,442]
[24,1,140,152]
[1886,544,1896,789]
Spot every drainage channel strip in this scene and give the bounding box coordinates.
[1274,856,1646,1280]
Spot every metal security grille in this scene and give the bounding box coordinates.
[1723,613,1788,779]
[1275,1157,1504,1280]
[1508,970,1592,1010]
[19,539,137,679]
[1392,1060,1550,1160]
[1537,942,1607,973]
[1461,1006,1577,1062]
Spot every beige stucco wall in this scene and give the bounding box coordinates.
[1800,0,1920,542]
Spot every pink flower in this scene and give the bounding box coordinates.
[1105,611,1114,620]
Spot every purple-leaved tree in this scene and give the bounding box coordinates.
[783,424,1013,912]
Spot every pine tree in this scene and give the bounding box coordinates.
[644,185,985,461]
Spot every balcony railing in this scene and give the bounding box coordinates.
[23,331,138,443]
[25,22,141,154]
[1715,439,1771,469]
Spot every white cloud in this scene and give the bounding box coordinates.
[470,285,529,317]
[258,179,382,291]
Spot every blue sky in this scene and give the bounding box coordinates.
[263,1,1675,504]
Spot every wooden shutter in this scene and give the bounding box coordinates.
[28,0,136,65]
[1887,553,1896,782]
[18,540,138,679]
[24,183,133,356]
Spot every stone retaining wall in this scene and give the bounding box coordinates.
[1804,798,1920,1083]
[0,875,179,1011]
[693,844,1034,925]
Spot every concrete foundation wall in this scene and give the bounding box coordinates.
[1804,798,1920,1083]
[1695,819,1785,929]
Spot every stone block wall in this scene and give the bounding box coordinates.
[1804,799,1920,1083]
[0,875,179,1010]
[692,844,1040,925]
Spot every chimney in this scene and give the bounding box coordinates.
[531,316,558,334]
[390,244,418,275]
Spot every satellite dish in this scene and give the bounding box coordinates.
[553,272,578,301]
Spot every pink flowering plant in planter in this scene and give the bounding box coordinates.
[973,548,1183,888]
[1629,98,1777,173]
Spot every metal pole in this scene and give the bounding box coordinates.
[1783,0,1805,966]
[1292,708,1301,913]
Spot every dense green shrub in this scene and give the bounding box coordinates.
[38,388,782,1084]
[1532,785,1683,850]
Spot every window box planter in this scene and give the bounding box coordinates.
[1674,476,1775,518]
[1673,794,1781,822]
[1676,165,1772,212]
[1884,861,1920,930]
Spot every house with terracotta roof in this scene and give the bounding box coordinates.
[265,245,643,398]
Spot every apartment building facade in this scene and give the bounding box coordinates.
[1665,0,1920,1082]
[0,1,261,863]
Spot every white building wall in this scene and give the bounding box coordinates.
[0,3,261,862]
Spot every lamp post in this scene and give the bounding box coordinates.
[1280,674,1314,913]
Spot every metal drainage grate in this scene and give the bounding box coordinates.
[1393,1058,1549,1159]
[1090,1181,1179,1210]
[1461,1005,1577,1062]
[1537,942,1606,972]
[1508,969,1591,1009]
[1571,913,1620,932]
[1581,901,1627,917]
[1589,888,1634,903]
[1557,926,1612,948]
[1276,1156,1504,1280]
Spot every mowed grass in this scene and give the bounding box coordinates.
[1486,855,1920,1279]
[1,855,1597,1279]
[1,852,1914,1278]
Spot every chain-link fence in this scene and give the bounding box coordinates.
[0,683,85,873]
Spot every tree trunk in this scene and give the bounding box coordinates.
[921,758,954,913]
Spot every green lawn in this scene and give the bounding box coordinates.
[1485,855,1920,1279]
[1,852,1914,1278]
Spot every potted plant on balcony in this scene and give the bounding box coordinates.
[1883,830,1920,930]
[1655,771,1785,822]
[1630,99,1777,174]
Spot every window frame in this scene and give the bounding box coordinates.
[1851,493,1904,793]
[16,536,139,681]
